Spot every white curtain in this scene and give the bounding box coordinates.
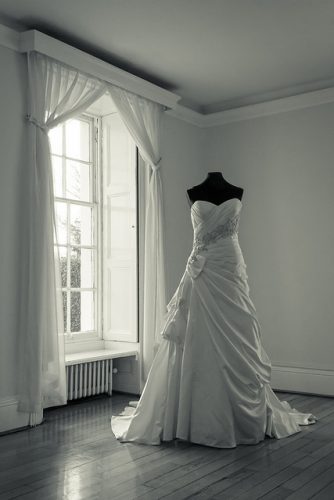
[18,52,106,422]
[108,86,167,384]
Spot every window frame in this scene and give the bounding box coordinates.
[51,109,140,347]
[51,113,102,343]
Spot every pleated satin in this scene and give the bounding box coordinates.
[111,199,316,448]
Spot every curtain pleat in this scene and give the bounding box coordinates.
[18,52,106,420]
[108,86,167,384]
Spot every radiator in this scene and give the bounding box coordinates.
[66,359,113,401]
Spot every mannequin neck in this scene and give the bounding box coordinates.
[206,172,227,185]
[207,172,224,179]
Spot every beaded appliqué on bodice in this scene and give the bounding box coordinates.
[189,214,240,264]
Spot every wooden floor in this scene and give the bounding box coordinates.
[0,391,334,500]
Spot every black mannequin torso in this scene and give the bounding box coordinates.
[187,172,244,206]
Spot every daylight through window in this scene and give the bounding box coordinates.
[49,116,99,338]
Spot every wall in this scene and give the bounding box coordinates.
[204,104,334,394]
[0,45,29,431]
[161,113,205,298]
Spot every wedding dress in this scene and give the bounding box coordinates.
[111,198,316,448]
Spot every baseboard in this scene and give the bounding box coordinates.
[1,364,331,434]
[271,364,334,397]
[0,397,43,434]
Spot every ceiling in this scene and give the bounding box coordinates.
[1,0,334,114]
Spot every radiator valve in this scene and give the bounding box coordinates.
[112,367,118,374]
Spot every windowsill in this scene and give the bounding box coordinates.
[65,337,105,355]
[65,347,139,366]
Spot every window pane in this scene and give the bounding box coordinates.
[81,249,94,288]
[70,247,80,288]
[70,248,94,288]
[66,119,90,162]
[70,205,93,246]
[52,156,63,198]
[66,160,91,202]
[71,291,81,332]
[55,202,67,244]
[58,246,67,287]
[62,291,67,332]
[81,291,95,332]
[70,291,95,333]
[49,124,63,155]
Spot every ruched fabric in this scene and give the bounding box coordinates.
[111,198,316,448]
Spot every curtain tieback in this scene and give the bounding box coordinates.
[151,157,162,172]
[26,114,48,134]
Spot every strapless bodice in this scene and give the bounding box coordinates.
[187,198,243,279]
[191,198,242,244]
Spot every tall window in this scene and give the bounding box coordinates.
[49,115,100,339]
[49,110,138,344]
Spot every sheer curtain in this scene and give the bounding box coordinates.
[18,52,106,423]
[108,86,167,384]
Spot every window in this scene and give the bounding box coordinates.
[50,115,100,339]
[49,109,138,344]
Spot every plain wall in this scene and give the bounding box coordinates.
[204,104,334,373]
[0,45,27,400]
[161,113,205,298]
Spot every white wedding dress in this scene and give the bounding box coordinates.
[111,198,316,448]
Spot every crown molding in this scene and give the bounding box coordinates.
[2,23,334,127]
[0,23,20,51]
[166,103,204,127]
[200,86,334,127]
[166,86,334,128]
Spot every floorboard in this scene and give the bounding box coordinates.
[0,391,333,499]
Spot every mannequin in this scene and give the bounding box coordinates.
[187,172,243,206]
[111,170,317,448]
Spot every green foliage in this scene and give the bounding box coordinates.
[59,219,82,333]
